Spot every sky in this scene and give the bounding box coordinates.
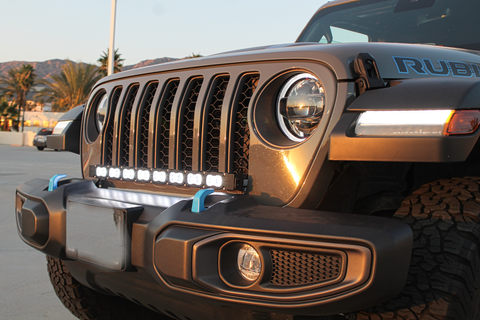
[0,0,328,67]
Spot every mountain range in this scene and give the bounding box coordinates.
[0,57,180,81]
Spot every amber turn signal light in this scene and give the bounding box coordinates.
[445,110,480,135]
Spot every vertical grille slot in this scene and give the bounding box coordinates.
[232,74,259,178]
[118,84,139,167]
[180,78,203,171]
[102,86,122,165]
[155,79,179,169]
[204,76,229,172]
[137,81,159,168]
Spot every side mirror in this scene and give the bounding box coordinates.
[47,105,84,154]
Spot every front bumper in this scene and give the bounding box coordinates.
[33,138,47,147]
[16,178,412,319]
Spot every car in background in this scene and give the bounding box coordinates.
[32,128,52,151]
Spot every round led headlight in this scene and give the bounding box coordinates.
[96,95,108,132]
[277,73,324,142]
[237,244,262,282]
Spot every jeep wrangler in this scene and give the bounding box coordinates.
[15,0,480,319]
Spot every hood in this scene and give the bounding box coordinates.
[96,42,480,87]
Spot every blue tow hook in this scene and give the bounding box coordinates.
[48,174,67,191]
[191,189,215,213]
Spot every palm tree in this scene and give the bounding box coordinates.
[97,48,125,77]
[0,64,36,131]
[186,53,203,59]
[0,96,19,131]
[36,61,101,111]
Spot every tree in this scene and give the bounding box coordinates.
[0,96,19,131]
[0,64,36,131]
[36,61,101,111]
[186,52,203,59]
[97,48,125,77]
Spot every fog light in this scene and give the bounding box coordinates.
[237,244,262,281]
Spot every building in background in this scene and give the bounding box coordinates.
[22,111,64,132]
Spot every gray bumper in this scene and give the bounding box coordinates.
[15,178,412,318]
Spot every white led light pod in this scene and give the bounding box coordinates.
[187,173,203,186]
[206,174,223,188]
[109,167,121,179]
[96,166,107,178]
[122,169,135,180]
[153,171,167,183]
[137,169,151,181]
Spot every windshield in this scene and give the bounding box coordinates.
[297,0,480,50]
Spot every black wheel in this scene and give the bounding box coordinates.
[47,256,174,320]
[37,146,44,151]
[356,177,480,320]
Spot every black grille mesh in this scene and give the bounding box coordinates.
[138,82,158,168]
[205,76,229,172]
[119,84,139,167]
[270,250,342,287]
[155,80,179,169]
[103,86,122,166]
[181,78,203,171]
[233,74,258,177]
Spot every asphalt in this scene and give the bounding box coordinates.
[0,145,79,319]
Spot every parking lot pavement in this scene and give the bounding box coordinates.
[0,145,79,319]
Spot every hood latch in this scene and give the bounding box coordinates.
[353,53,385,95]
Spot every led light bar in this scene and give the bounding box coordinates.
[92,166,238,190]
[355,110,453,136]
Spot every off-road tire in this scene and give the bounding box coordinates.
[36,146,44,151]
[356,177,480,320]
[47,256,173,320]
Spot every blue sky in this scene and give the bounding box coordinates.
[1,0,327,66]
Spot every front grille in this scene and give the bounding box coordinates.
[270,250,342,287]
[101,72,259,190]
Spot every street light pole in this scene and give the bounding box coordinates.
[108,0,117,76]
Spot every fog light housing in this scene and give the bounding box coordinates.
[237,244,262,281]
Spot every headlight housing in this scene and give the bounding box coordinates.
[277,73,324,142]
[96,95,108,132]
